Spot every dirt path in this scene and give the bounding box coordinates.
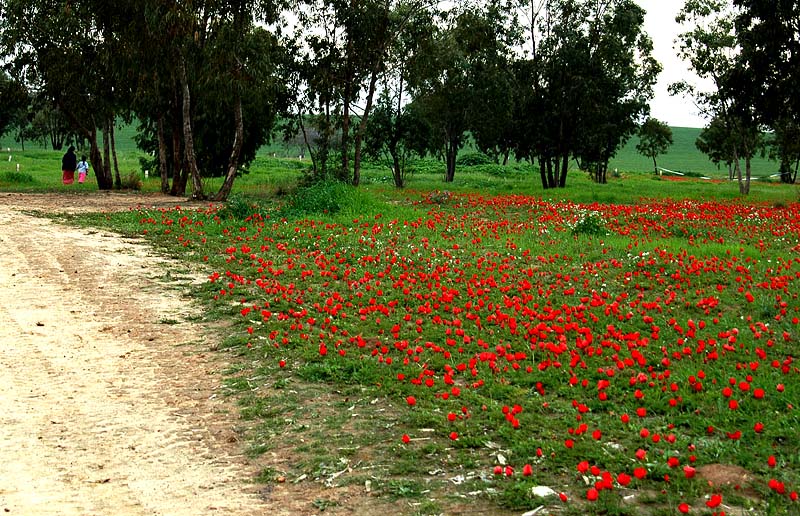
[0,193,281,515]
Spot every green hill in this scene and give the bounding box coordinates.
[609,126,777,179]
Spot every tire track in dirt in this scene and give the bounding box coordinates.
[0,201,279,516]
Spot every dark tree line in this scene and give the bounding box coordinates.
[1,0,797,198]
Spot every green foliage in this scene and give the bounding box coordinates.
[0,170,35,184]
[636,118,674,173]
[120,171,143,191]
[0,72,29,140]
[511,1,658,188]
[570,210,608,236]
[281,180,379,218]
[457,152,494,166]
[218,193,262,220]
[471,163,532,178]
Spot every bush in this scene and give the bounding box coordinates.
[406,158,443,176]
[1,171,35,184]
[457,152,493,166]
[219,193,262,220]
[472,164,529,178]
[571,211,608,236]
[120,171,143,190]
[282,180,379,218]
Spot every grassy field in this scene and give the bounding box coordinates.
[3,123,800,515]
[63,183,800,516]
[608,126,777,179]
[0,123,794,204]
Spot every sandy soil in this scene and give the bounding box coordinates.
[0,192,284,515]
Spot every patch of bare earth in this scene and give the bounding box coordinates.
[0,192,392,515]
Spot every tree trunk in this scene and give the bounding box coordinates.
[102,122,114,189]
[445,141,457,183]
[558,153,568,188]
[733,146,745,194]
[110,120,121,188]
[744,155,751,195]
[298,112,318,175]
[353,66,381,187]
[538,157,548,189]
[341,21,355,180]
[157,115,170,193]
[211,94,244,201]
[170,120,187,196]
[341,83,351,178]
[88,128,113,190]
[391,149,403,188]
[179,58,204,200]
[652,155,658,175]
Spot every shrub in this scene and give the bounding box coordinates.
[472,164,529,178]
[282,180,379,218]
[1,171,35,183]
[457,152,493,166]
[426,190,452,204]
[219,193,261,220]
[570,210,608,236]
[120,171,143,190]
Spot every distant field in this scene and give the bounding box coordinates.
[609,126,777,179]
[0,122,783,184]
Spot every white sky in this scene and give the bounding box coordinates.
[637,0,709,128]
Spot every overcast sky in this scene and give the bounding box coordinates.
[637,0,709,128]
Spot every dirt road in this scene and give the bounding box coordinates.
[0,193,277,515]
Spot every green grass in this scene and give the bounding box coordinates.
[3,122,800,516]
[56,185,797,514]
[1,123,791,197]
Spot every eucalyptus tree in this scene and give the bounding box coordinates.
[363,5,437,187]
[636,118,673,175]
[511,0,658,188]
[26,97,72,151]
[117,0,290,200]
[695,115,737,179]
[0,72,28,142]
[406,2,517,183]
[291,0,439,185]
[733,0,800,184]
[0,0,289,199]
[0,0,122,189]
[573,0,659,184]
[363,90,430,188]
[768,119,800,184]
[672,0,759,194]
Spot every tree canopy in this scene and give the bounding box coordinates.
[636,118,673,175]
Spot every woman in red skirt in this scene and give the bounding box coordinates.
[62,146,77,184]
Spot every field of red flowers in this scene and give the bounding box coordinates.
[125,191,799,514]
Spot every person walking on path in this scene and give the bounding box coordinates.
[62,146,77,185]
[76,155,90,184]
